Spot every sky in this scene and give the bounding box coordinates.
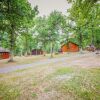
[28,0,71,16]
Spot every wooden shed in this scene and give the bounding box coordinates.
[32,49,43,55]
[61,42,79,52]
[0,47,10,60]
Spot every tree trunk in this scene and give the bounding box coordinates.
[42,43,46,56]
[91,25,94,45]
[36,49,38,55]
[50,42,53,58]
[0,31,2,47]
[9,50,14,62]
[8,25,15,62]
[24,34,28,56]
[67,33,70,53]
[79,28,83,53]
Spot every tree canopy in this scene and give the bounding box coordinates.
[0,0,100,60]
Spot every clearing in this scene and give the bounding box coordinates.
[0,52,100,100]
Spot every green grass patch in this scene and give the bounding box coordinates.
[0,83,20,100]
[55,67,74,75]
[15,68,29,72]
[0,74,5,78]
[11,76,22,81]
[44,88,51,92]
[44,67,74,81]
[32,82,37,86]
[57,68,100,100]
[32,92,37,98]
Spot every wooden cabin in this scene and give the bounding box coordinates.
[0,47,10,60]
[32,49,43,55]
[61,42,79,52]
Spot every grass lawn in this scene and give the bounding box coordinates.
[0,55,46,68]
[55,68,100,100]
[0,53,100,100]
[0,67,100,100]
[0,52,81,68]
[0,53,67,68]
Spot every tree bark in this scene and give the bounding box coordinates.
[91,25,95,45]
[0,31,2,47]
[67,33,70,53]
[24,33,28,56]
[79,28,83,53]
[50,42,53,58]
[8,25,15,62]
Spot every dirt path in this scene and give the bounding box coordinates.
[0,53,99,73]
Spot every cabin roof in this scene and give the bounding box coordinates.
[61,42,79,48]
[61,38,79,47]
[0,47,9,53]
[69,38,79,45]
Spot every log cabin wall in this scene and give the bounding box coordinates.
[61,42,79,52]
[0,52,10,59]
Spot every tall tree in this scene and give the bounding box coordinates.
[0,0,38,61]
[67,0,99,51]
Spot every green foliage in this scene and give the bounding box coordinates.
[0,0,99,58]
[0,0,38,59]
[67,0,100,49]
[34,11,67,56]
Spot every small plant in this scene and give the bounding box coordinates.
[32,92,37,98]
[44,88,51,92]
